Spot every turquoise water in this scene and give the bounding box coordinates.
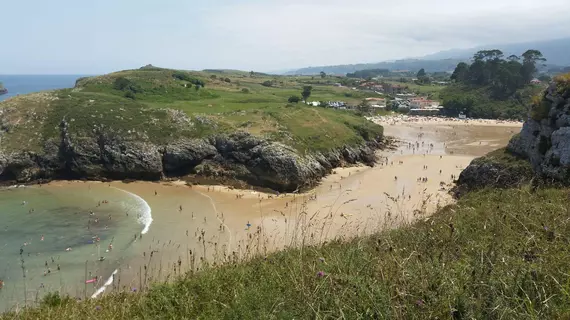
[0,184,147,312]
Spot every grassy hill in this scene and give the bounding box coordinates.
[0,67,386,190]
[0,67,383,155]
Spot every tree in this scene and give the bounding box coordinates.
[450,62,469,83]
[320,71,326,79]
[301,86,312,102]
[288,95,301,103]
[250,71,254,77]
[521,50,546,83]
[416,69,426,78]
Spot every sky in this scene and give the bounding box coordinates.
[1,0,570,74]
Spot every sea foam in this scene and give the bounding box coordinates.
[91,187,152,298]
[111,186,153,234]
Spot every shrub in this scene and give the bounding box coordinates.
[241,88,250,94]
[124,91,136,99]
[172,72,205,87]
[530,94,551,121]
[224,78,231,83]
[288,95,301,103]
[261,81,273,87]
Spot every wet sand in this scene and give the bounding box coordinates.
[36,118,522,296]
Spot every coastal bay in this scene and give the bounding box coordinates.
[0,118,520,311]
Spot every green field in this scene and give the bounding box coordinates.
[384,80,446,99]
[0,68,384,155]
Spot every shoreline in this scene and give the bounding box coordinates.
[368,115,524,127]
[0,117,522,306]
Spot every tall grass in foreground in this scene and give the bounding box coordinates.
[3,186,570,319]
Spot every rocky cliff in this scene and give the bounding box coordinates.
[0,125,385,192]
[507,75,570,182]
[456,74,570,193]
[0,86,387,192]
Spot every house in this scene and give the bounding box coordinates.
[365,97,387,107]
[409,97,440,109]
[383,83,409,94]
[327,101,347,109]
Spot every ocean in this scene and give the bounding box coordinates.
[0,75,88,102]
[0,183,150,312]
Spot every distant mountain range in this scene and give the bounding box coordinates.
[287,37,570,76]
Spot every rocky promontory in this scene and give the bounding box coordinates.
[456,73,570,193]
[0,69,387,192]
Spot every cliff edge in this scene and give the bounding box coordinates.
[0,69,387,191]
[455,73,570,194]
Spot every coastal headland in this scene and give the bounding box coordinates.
[0,68,388,192]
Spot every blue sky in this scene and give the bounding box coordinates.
[1,0,570,74]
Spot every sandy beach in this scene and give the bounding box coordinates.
[26,117,522,298]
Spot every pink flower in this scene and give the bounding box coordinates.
[317,271,325,277]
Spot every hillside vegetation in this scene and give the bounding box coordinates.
[0,67,386,190]
[441,49,547,119]
[1,67,382,154]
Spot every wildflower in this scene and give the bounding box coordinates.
[95,305,102,311]
[319,257,325,263]
[415,299,424,307]
[131,287,137,292]
[317,271,325,277]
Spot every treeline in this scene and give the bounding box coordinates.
[450,49,545,98]
[441,49,546,119]
[346,69,390,79]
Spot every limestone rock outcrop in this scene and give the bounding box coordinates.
[0,121,386,192]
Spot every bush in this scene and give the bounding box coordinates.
[261,81,273,87]
[224,78,231,83]
[241,88,250,94]
[530,94,551,121]
[288,95,301,103]
[124,91,136,99]
[172,72,205,87]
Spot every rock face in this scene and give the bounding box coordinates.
[507,79,570,182]
[0,122,386,192]
[453,149,535,196]
[456,75,570,194]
